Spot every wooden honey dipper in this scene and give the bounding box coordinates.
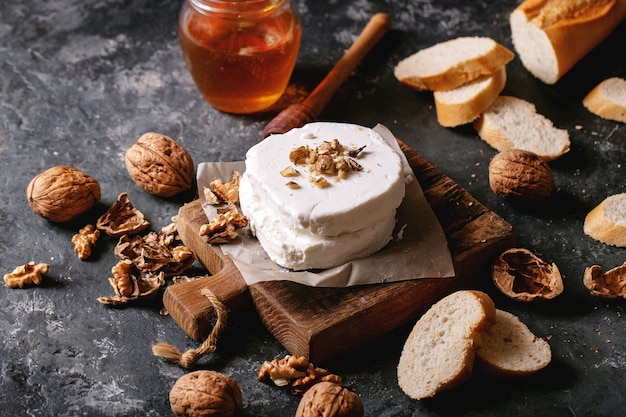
[262,12,392,138]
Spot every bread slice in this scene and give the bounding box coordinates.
[584,193,626,247]
[475,309,552,377]
[583,77,626,123]
[473,95,570,161]
[433,66,506,127]
[510,0,626,84]
[394,36,514,92]
[397,290,496,400]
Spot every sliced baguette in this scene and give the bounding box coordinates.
[397,290,496,400]
[583,77,626,123]
[510,0,626,84]
[473,95,570,161]
[394,36,514,92]
[475,309,552,377]
[434,66,506,127]
[583,193,626,247]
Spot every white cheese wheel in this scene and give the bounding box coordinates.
[239,122,406,270]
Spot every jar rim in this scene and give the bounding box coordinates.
[189,0,289,14]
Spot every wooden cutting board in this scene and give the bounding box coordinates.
[164,141,515,363]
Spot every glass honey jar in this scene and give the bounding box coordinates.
[178,0,302,114]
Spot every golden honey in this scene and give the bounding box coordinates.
[179,0,301,114]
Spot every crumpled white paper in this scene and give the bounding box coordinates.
[196,124,455,287]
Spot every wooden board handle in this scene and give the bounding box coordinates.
[304,12,392,115]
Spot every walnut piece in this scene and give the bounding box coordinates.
[71,224,100,260]
[209,171,241,204]
[492,248,563,302]
[489,149,554,203]
[287,140,365,189]
[27,166,101,222]
[96,192,150,237]
[295,381,364,417]
[3,262,49,288]
[583,262,626,299]
[199,207,249,244]
[257,354,342,395]
[125,132,195,197]
[169,370,242,417]
[97,259,165,305]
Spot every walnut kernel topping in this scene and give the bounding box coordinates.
[285,139,365,188]
[280,166,300,177]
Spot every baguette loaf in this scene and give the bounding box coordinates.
[583,193,626,247]
[510,0,626,84]
[434,66,507,127]
[397,290,496,400]
[583,77,626,123]
[473,95,570,161]
[394,36,514,92]
[475,309,552,377]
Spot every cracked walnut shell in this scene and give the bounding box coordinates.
[295,381,364,417]
[27,166,101,222]
[169,370,242,417]
[489,149,554,203]
[583,262,626,299]
[492,248,563,302]
[125,132,195,197]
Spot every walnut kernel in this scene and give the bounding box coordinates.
[125,132,195,197]
[169,370,242,417]
[257,354,342,395]
[492,248,563,302]
[295,381,364,417]
[4,262,49,288]
[27,166,101,222]
[489,149,554,203]
[72,224,100,260]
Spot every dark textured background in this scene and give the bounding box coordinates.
[1,0,625,416]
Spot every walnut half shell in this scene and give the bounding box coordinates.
[492,248,563,302]
[583,262,626,299]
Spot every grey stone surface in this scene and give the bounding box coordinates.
[1,0,625,416]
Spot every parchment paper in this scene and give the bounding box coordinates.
[196,124,455,287]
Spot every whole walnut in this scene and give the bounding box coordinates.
[169,370,243,417]
[489,149,554,203]
[125,132,194,197]
[295,382,364,417]
[26,166,101,222]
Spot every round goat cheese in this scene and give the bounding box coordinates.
[239,122,406,270]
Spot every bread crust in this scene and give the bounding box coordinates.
[584,193,626,247]
[473,95,570,161]
[583,77,626,123]
[434,67,507,127]
[511,0,626,84]
[475,309,552,377]
[397,290,496,400]
[394,37,514,91]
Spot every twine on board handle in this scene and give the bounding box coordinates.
[152,287,228,369]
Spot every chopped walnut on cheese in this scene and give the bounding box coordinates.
[285,139,365,189]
